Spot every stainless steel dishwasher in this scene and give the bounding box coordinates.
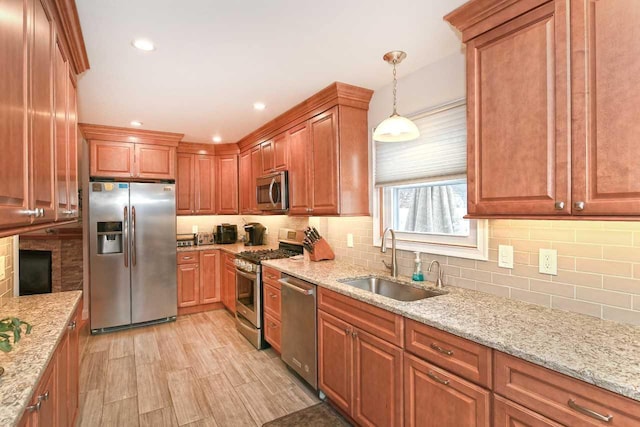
[279,274,317,389]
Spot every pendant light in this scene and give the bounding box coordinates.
[373,51,420,142]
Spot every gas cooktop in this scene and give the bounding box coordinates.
[236,248,300,264]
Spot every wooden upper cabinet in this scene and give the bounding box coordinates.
[239,150,252,214]
[464,1,570,216]
[261,139,275,174]
[194,155,215,214]
[309,107,340,215]
[176,153,195,214]
[571,0,640,216]
[30,0,56,224]
[216,154,238,214]
[249,146,262,213]
[261,132,288,174]
[135,143,176,180]
[90,141,135,178]
[54,38,69,218]
[287,122,311,215]
[0,0,30,228]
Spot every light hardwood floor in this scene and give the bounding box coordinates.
[77,310,319,426]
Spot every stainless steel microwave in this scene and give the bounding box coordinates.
[256,171,288,212]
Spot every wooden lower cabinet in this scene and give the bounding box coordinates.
[199,250,220,304]
[404,353,490,427]
[177,262,199,308]
[222,253,236,313]
[177,250,221,313]
[493,395,562,427]
[264,313,281,353]
[318,310,403,426]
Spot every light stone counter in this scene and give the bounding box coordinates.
[177,242,280,254]
[262,258,640,402]
[0,291,82,427]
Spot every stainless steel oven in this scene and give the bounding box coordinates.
[256,171,288,212]
[234,260,265,349]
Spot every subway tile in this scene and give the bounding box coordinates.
[488,238,511,250]
[514,251,530,265]
[476,282,510,298]
[602,306,640,326]
[551,296,601,318]
[510,239,552,254]
[635,264,640,279]
[603,246,640,263]
[510,289,551,307]
[460,268,492,283]
[530,279,574,298]
[634,296,640,311]
[530,228,575,242]
[634,232,640,247]
[551,242,603,259]
[575,229,633,246]
[476,260,507,273]
[442,265,461,278]
[602,276,640,295]
[576,287,632,309]
[553,270,602,288]
[575,258,632,277]
[488,249,498,262]
[491,227,530,239]
[554,220,603,230]
[447,257,476,269]
[602,222,640,231]
[512,264,550,281]
[557,256,575,271]
[509,219,553,229]
[491,273,529,290]
[446,276,476,290]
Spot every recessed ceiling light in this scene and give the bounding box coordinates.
[253,102,266,111]
[130,120,143,127]
[132,39,155,51]
[212,136,222,143]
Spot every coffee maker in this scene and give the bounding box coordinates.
[244,223,266,246]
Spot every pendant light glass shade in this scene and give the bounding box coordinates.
[373,113,420,142]
[374,51,420,143]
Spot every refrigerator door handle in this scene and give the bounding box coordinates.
[131,206,137,267]
[123,206,129,268]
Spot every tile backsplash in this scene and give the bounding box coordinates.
[318,217,640,326]
[0,237,14,304]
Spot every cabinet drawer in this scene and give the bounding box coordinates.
[493,395,562,427]
[177,251,198,264]
[263,266,281,283]
[494,351,640,426]
[318,287,403,347]
[264,313,281,353]
[264,283,281,320]
[405,318,492,388]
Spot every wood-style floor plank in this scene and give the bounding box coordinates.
[183,342,222,379]
[104,356,137,404]
[134,331,161,365]
[139,406,179,427]
[210,347,257,386]
[108,332,134,359]
[166,368,211,425]
[235,381,288,425]
[79,350,108,393]
[156,327,192,372]
[101,396,139,427]
[78,389,104,427]
[136,361,172,414]
[198,373,258,427]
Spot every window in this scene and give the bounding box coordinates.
[373,99,488,260]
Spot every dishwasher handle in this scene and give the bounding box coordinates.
[279,277,315,296]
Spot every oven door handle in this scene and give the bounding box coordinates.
[236,268,257,281]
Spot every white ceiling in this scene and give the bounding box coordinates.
[76,0,466,143]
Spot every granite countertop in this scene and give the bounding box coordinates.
[262,258,640,402]
[0,291,82,427]
[177,242,280,254]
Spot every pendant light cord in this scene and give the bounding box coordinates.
[392,59,398,115]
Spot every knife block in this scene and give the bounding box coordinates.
[308,238,335,262]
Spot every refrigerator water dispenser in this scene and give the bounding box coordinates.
[96,222,123,254]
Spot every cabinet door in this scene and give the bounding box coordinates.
[199,250,220,304]
[261,139,275,174]
[239,150,252,214]
[66,75,78,217]
[30,0,56,223]
[273,132,288,171]
[353,328,403,427]
[216,154,238,214]
[288,122,311,215]
[177,263,199,308]
[135,144,176,180]
[318,310,352,415]
[56,332,69,427]
[0,0,30,228]
[54,38,69,220]
[36,352,58,427]
[90,141,135,178]
[176,153,195,215]
[264,313,281,353]
[223,261,236,313]
[571,0,640,215]
[67,305,80,425]
[250,146,262,213]
[404,353,490,427]
[466,2,570,216]
[309,107,340,215]
[494,395,562,427]
[195,155,215,214]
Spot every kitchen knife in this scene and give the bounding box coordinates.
[311,227,321,240]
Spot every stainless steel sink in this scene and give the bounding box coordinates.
[339,276,444,301]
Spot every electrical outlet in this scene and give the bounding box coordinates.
[0,256,5,280]
[539,249,558,275]
[498,245,514,269]
[346,233,354,248]
[264,227,269,235]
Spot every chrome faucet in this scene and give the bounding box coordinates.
[428,260,444,288]
[381,227,398,278]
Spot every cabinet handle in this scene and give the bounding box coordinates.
[26,401,41,412]
[183,256,193,260]
[574,201,585,211]
[351,331,358,338]
[430,343,454,356]
[554,201,565,210]
[567,399,612,423]
[427,372,449,386]
[345,327,351,335]
[38,208,44,217]
[24,209,39,217]
[68,320,76,330]
[38,390,50,402]
[269,322,277,328]
[269,293,276,298]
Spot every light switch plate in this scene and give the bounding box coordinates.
[191,225,198,234]
[346,233,354,248]
[498,245,514,269]
[0,255,5,280]
[539,249,558,275]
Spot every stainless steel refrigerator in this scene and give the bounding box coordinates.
[89,182,177,332]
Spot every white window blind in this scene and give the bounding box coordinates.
[374,99,467,187]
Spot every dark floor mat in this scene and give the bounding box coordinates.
[263,403,352,427]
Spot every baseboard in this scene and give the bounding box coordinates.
[178,302,225,316]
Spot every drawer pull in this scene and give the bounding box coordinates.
[269,293,277,298]
[430,342,453,356]
[68,320,77,330]
[182,256,193,260]
[38,390,50,401]
[567,399,612,423]
[26,401,41,412]
[427,372,449,386]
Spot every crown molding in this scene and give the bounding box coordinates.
[51,0,90,74]
[79,123,184,147]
